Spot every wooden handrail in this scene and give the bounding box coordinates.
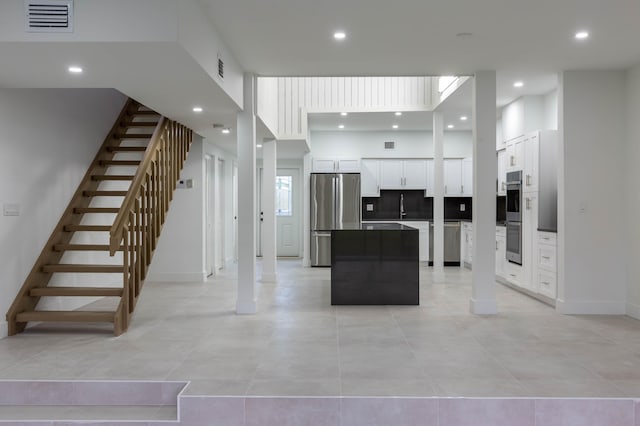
[109,117,167,255]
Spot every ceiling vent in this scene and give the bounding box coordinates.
[218,56,224,79]
[25,0,73,33]
[384,141,395,150]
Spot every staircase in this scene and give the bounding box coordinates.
[6,99,192,336]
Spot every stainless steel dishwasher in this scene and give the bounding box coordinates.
[429,221,461,266]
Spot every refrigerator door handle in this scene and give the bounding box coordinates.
[335,174,343,230]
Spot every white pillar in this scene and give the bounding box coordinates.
[432,111,445,278]
[261,139,277,282]
[302,152,312,267]
[470,71,498,314]
[236,73,257,314]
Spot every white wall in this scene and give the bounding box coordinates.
[543,89,558,130]
[310,130,473,159]
[625,64,640,318]
[147,136,206,282]
[557,70,627,314]
[0,89,127,338]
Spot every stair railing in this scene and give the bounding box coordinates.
[110,119,192,333]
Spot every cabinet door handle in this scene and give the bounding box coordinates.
[445,185,448,194]
[510,274,517,278]
[461,185,464,194]
[496,241,498,250]
[502,182,506,191]
[542,256,550,260]
[510,155,515,166]
[526,174,531,186]
[526,198,531,210]
[377,185,380,193]
[541,281,550,285]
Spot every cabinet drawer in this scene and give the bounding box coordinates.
[537,269,557,299]
[538,245,557,272]
[538,231,557,245]
[504,261,524,287]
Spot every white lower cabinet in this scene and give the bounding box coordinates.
[461,222,473,267]
[536,231,557,298]
[495,226,505,277]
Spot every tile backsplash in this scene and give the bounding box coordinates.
[362,190,433,220]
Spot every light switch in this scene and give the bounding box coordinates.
[366,204,374,212]
[460,204,466,212]
[177,179,193,189]
[3,203,20,216]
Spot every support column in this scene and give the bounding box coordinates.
[432,111,445,278]
[261,139,277,282]
[470,71,498,314]
[236,73,257,314]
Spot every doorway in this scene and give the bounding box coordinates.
[215,158,225,271]
[276,168,300,257]
[205,155,215,277]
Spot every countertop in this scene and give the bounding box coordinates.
[335,223,418,231]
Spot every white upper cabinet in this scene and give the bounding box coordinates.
[312,158,360,173]
[361,159,380,197]
[443,158,473,196]
[403,160,428,189]
[462,158,473,196]
[380,159,427,190]
[505,136,525,172]
[523,132,539,193]
[443,159,463,197]
[497,150,507,196]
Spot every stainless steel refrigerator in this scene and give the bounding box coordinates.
[310,173,361,266]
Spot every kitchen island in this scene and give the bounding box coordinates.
[331,223,419,305]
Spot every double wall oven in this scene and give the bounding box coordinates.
[506,170,522,265]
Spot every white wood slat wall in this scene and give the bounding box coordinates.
[258,76,434,140]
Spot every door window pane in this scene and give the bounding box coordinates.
[276,176,292,216]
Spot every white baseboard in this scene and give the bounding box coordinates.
[0,321,7,339]
[146,272,207,283]
[626,302,640,320]
[469,298,498,315]
[556,299,626,315]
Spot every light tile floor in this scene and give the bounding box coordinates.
[2,260,640,398]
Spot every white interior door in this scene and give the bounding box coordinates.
[215,158,225,270]
[276,168,300,257]
[256,168,263,257]
[205,155,215,277]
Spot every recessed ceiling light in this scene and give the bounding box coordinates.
[338,124,345,129]
[192,106,203,113]
[256,144,263,148]
[460,116,468,121]
[68,66,83,74]
[392,124,399,129]
[395,112,402,116]
[221,128,230,134]
[333,31,346,40]
[575,31,589,40]
[513,81,524,88]
[340,112,348,116]
[447,124,454,129]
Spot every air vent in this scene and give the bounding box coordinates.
[218,57,224,79]
[25,0,73,33]
[384,141,395,150]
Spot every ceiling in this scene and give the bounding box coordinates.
[1,0,639,158]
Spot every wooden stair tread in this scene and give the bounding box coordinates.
[131,110,159,116]
[42,264,124,273]
[53,244,123,251]
[106,146,147,152]
[64,225,111,232]
[99,160,141,166]
[114,134,154,139]
[30,287,123,297]
[123,122,157,127]
[16,311,115,323]
[74,207,120,214]
[83,190,128,197]
[91,175,134,181]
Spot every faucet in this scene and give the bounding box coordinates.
[400,193,406,218]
